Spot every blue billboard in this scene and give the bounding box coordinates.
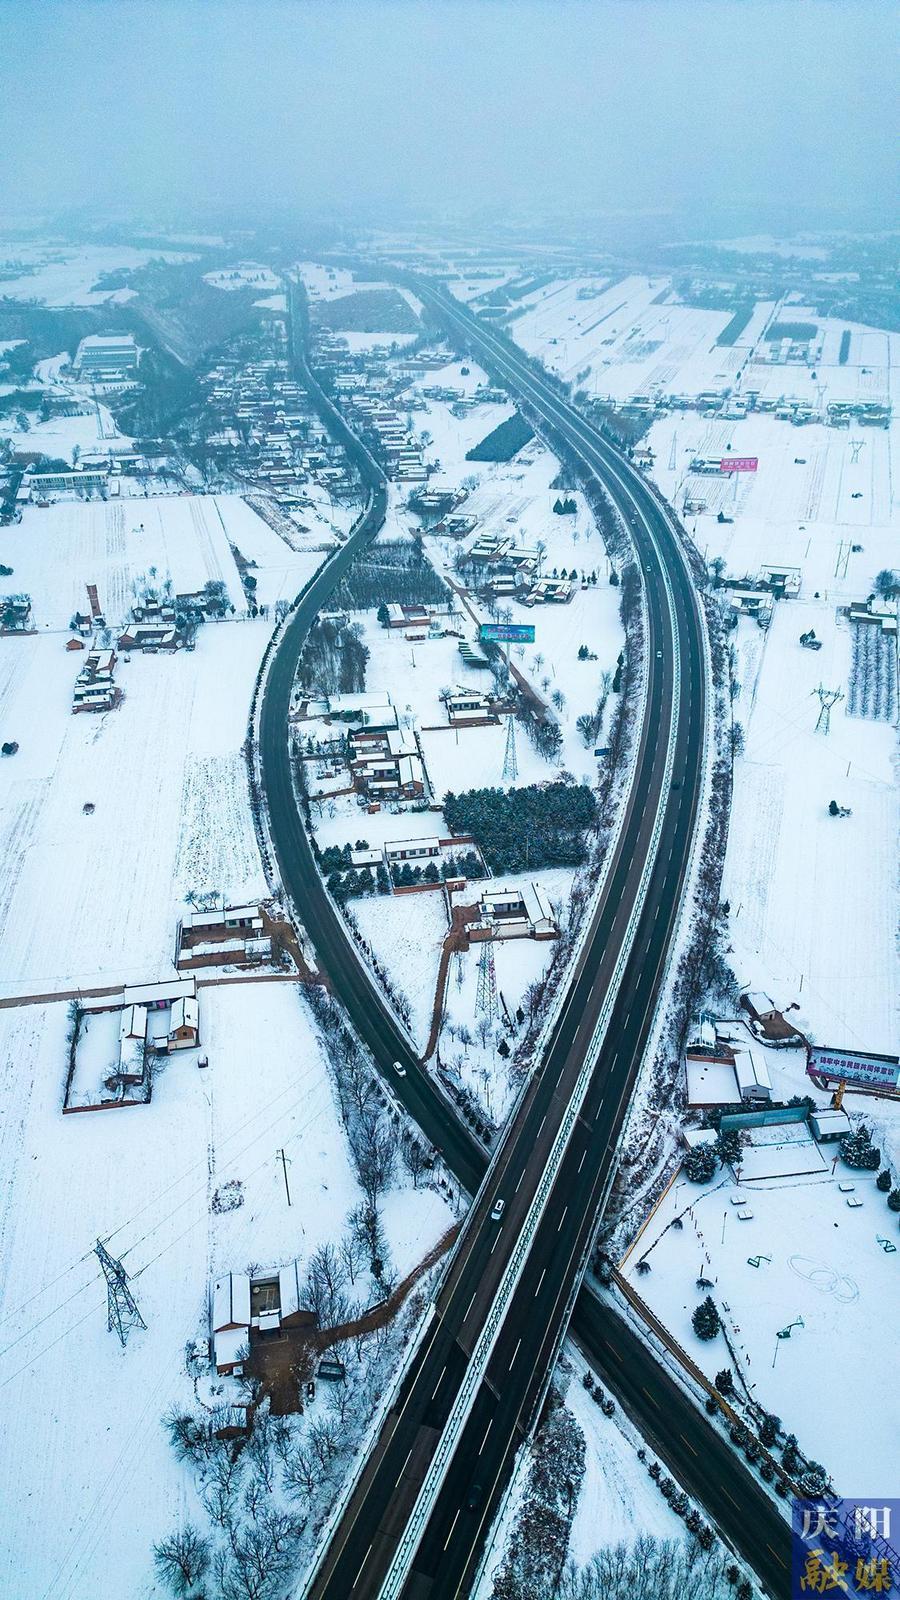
[479,623,536,645]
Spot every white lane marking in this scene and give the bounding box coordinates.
[353,1543,374,1588]
[442,1508,461,1551]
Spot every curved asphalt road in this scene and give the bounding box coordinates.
[262,284,791,1599]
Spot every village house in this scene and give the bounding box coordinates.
[443,687,493,724]
[475,882,558,941]
[210,1263,317,1376]
[385,837,441,865]
[168,996,200,1049]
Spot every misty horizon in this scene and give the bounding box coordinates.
[1,0,896,241]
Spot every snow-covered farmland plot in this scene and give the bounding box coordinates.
[623,1159,900,1492]
[0,621,269,998]
[0,983,452,1598]
[0,492,329,633]
[0,495,245,630]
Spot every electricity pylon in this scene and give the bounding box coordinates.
[501,714,518,783]
[476,938,498,1024]
[95,1240,146,1346]
[813,684,843,734]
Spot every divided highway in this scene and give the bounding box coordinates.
[261,283,791,1599]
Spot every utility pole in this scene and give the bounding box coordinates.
[278,1148,292,1206]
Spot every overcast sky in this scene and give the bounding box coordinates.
[0,0,895,234]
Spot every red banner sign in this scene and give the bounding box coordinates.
[720,457,758,473]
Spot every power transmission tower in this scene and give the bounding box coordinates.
[95,1240,146,1346]
[813,683,843,734]
[501,714,518,783]
[850,438,863,464]
[476,937,498,1024]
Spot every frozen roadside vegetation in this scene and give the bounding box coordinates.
[478,1349,759,1600]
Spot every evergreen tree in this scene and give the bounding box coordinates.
[683,1143,718,1183]
[716,1128,742,1165]
[876,1169,892,1192]
[692,1296,720,1341]
[840,1123,876,1169]
[887,1189,900,1213]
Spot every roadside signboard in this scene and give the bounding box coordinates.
[807,1044,900,1091]
[720,456,758,472]
[479,623,536,644]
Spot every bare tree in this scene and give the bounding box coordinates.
[153,1525,210,1597]
[339,1225,366,1285]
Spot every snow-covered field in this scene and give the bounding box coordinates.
[0,242,195,305]
[0,982,453,1598]
[0,399,130,464]
[203,264,282,293]
[622,1150,900,1493]
[0,622,269,998]
[0,492,330,629]
[511,274,737,402]
[647,410,899,1058]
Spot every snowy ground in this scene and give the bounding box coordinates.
[352,889,448,1053]
[0,622,269,998]
[562,1347,692,1564]
[510,274,737,402]
[622,1144,900,1493]
[0,982,453,1598]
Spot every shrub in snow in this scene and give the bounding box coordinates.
[876,1169,892,1192]
[888,1189,900,1213]
[715,1368,734,1397]
[683,1143,718,1183]
[692,1296,720,1341]
[799,1461,829,1496]
[759,1412,781,1447]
